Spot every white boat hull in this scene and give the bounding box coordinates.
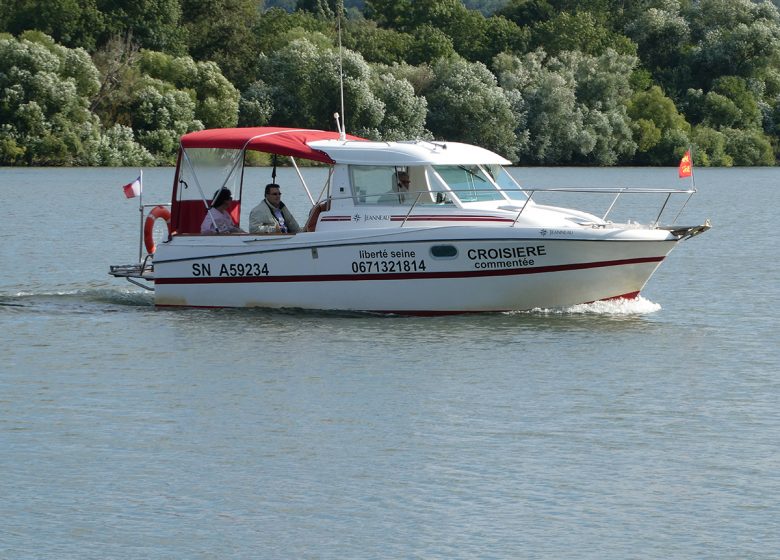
[151,226,678,313]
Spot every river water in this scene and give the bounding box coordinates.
[1,166,778,559]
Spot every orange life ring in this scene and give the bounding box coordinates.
[144,205,172,254]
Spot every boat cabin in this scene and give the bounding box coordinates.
[168,127,529,236]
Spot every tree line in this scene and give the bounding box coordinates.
[1,0,779,166]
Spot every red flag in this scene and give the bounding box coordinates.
[123,176,142,198]
[678,150,692,178]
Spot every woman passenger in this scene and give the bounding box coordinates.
[200,188,244,234]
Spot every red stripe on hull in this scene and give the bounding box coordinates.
[602,291,640,301]
[391,216,515,223]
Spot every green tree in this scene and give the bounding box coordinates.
[684,76,762,130]
[407,24,455,65]
[480,14,529,59]
[709,77,762,129]
[762,85,780,142]
[497,0,555,26]
[0,31,101,164]
[138,50,240,129]
[380,62,436,96]
[257,38,385,135]
[529,11,636,57]
[428,3,489,61]
[721,127,775,165]
[364,0,415,30]
[494,48,637,164]
[463,0,511,16]
[83,123,156,165]
[127,77,202,160]
[426,56,518,159]
[690,125,732,167]
[265,0,298,9]
[99,0,187,55]
[238,80,274,126]
[0,0,187,54]
[181,0,261,90]
[0,0,104,51]
[685,0,780,90]
[367,0,526,64]
[369,70,429,139]
[0,31,151,165]
[296,0,343,18]
[343,19,413,65]
[625,5,690,76]
[627,85,691,165]
[254,7,333,54]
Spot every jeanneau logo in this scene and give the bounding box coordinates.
[353,214,361,222]
[540,229,547,236]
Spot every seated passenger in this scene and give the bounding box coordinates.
[249,183,300,233]
[200,188,244,234]
[378,172,411,204]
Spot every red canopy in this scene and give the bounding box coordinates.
[179,127,365,164]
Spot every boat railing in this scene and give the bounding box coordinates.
[108,253,155,289]
[506,186,697,227]
[110,200,171,286]
[395,186,696,227]
[327,185,697,228]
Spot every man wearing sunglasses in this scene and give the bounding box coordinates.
[249,183,301,234]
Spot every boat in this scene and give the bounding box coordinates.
[109,126,710,314]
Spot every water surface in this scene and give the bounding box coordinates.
[1,166,778,559]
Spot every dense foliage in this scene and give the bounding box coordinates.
[1,0,780,166]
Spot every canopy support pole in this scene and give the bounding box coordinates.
[182,149,218,232]
[291,157,315,206]
[138,169,144,261]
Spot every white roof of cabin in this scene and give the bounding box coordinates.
[307,139,512,166]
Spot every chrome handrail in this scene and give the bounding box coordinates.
[512,191,536,226]
[506,186,696,225]
[602,188,626,221]
[320,185,698,228]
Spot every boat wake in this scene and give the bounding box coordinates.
[508,295,661,317]
[564,295,661,315]
[0,287,153,313]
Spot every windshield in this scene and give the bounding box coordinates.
[433,165,505,202]
[178,147,244,202]
[484,164,527,200]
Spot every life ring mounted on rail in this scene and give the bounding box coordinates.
[144,205,172,254]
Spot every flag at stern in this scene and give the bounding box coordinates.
[123,176,142,198]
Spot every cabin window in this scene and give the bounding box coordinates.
[433,165,504,202]
[350,165,409,205]
[430,245,458,259]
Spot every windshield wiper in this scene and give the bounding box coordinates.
[458,165,486,182]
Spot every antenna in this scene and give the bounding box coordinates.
[336,0,346,140]
[334,112,342,136]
